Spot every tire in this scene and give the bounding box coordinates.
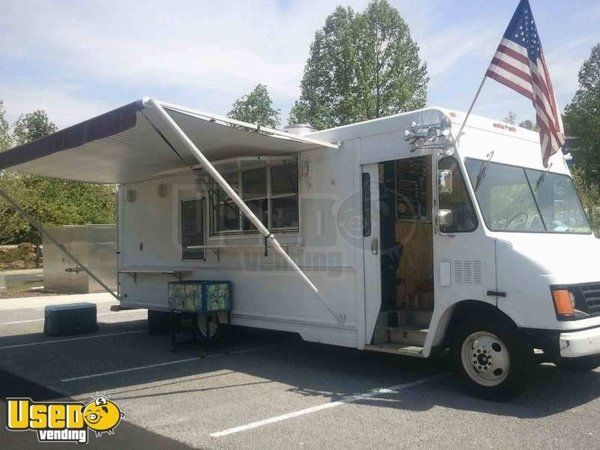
[451,320,533,401]
[196,312,227,344]
[557,355,600,372]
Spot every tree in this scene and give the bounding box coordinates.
[228,84,281,128]
[572,168,600,234]
[503,111,517,125]
[518,119,538,131]
[0,101,11,151]
[565,44,600,188]
[289,0,428,129]
[0,109,116,246]
[13,110,58,145]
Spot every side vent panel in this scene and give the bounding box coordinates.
[454,260,483,285]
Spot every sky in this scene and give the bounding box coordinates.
[0,0,598,130]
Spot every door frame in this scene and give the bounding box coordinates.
[362,163,382,344]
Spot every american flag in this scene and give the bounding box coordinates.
[486,0,565,166]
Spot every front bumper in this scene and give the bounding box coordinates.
[560,327,600,358]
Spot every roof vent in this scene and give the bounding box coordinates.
[284,124,315,136]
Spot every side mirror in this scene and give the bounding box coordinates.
[437,209,454,228]
[438,169,453,195]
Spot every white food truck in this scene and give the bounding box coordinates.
[1,98,599,400]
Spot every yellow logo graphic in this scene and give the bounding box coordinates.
[83,396,123,437]
[6,395,124,444]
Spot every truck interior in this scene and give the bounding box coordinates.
[372,156,434,351]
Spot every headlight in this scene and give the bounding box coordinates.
[552,289,575,320]
[551,287,590,320]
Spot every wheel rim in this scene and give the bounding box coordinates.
[197,314,219,338]
[460,331,510,387]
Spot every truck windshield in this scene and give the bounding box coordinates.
[465,158,591,234]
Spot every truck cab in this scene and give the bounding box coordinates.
[358,109,600,400]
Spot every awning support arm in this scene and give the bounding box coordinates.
[147,98,346,324]
[0,188,119,301]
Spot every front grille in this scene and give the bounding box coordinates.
[580,282,600,316]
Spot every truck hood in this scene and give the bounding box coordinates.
[496,233,600,285]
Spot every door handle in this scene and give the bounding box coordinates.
[371,238,379,255]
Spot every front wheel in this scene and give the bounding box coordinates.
[451,321,532,401]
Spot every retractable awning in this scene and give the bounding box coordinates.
[0,98,345,324]
[0,98,338,184]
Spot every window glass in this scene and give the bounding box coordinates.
[242,168,267,199]
[243,199,268,231]
[465,158,590,234]
[211,159,300,234]
[272,196,299,229]
[182,199,205,260]
[465,159,542,232]
[438,157,478,233]
[362,173,371,237]
[271,162,298,195]
[525,169,590,233]
[215,201,240,232]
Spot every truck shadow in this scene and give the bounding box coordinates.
[0,323,598,419]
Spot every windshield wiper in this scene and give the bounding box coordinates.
[534,162,553,191]
[474,151,495,192]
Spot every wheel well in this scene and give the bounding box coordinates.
[440,300,518,348]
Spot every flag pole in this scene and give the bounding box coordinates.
[456,74,488,142]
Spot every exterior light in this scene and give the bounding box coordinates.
[440,116,452,136]
[427,127,438,141]
[552,289,575,320]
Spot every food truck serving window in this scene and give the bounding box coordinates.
[210,159,299,234]
[182,199,205,260]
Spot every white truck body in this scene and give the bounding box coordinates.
[2,99,599,397]
[111,106,600,358]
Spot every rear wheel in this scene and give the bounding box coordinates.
[451,321,532,401]
[557,355,600,372]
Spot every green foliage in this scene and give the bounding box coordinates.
[564,44,600,235]
[572,168,600,234]
[0,101,11,151]
[289,0,428,129]
[518,119,538,131]
[565,44,600,188]
[0,108,116,245]
[228,84,281,128]
[13,110,58,146]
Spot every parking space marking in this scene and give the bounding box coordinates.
[0,310,144,326]
[62,357,203,382]
[61,343,283,382]
[0,329,145,350]
[210,373,449,438]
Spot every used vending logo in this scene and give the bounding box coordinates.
[6,395,124,444]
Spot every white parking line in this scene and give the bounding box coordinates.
[61,343,282,383]
[0,329,145,350]
[0,310,144,326]
[62,357,203,382]
[210,373,449,438]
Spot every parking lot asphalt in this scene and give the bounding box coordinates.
[0,294,599,449]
